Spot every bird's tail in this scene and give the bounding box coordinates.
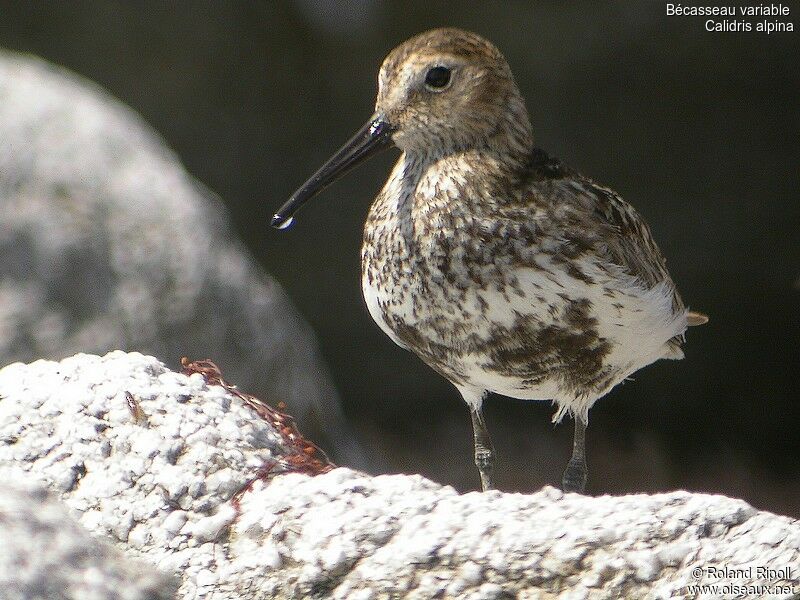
[687,311,709,326]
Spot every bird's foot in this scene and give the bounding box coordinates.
[562,457,587,493]
[475,447,495,491]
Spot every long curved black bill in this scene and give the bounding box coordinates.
[271,114,394,229]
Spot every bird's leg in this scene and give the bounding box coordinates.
[562,416,587,493]
[470,406,496,491]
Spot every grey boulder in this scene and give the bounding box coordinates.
[0,480,177,600]
[0,351,797,599]
[0,50,364,466]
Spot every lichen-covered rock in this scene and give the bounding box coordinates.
[0,480,177,600]
[235,472,800,599]
[0,351,285,599]
[1,352,797,599]
[0,50,364,466]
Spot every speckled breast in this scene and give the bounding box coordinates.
[361,194,494,384]
[359,158,687,411]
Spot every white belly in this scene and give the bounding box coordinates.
[361,253,688,421]
[362,274,409,350]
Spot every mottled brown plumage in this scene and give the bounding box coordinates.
[273,28,706,493]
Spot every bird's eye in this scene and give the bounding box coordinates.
[424,66,451,90]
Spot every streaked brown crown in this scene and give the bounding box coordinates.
[375,28,532,157]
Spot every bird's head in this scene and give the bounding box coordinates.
[375,28,524,155]
[272,28,530,229]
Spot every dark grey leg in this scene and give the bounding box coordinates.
[562,416,587,493]
[470,407,496,492]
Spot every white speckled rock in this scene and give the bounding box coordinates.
[0,480,176,600]
[0,352,798,599]
[0,50,365,468]
[0,351,286,599]
[232,472,800,599]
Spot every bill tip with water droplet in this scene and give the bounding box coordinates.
[272,214,295,230]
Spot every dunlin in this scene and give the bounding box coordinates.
[272,28,707,492]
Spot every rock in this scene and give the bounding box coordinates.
[0,50,365,467]
[0,352,797,599]
[0,480,176,600]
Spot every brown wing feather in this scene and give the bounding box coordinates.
[523,150,708,352]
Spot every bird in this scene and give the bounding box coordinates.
[271,28,707,493]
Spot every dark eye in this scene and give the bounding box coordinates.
[424,66,451,90]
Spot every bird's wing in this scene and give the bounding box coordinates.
[582,181,708,330]
[510,147,712,332]
[582,180,681,297]
[521,149,688,314]
[515,150,709,364]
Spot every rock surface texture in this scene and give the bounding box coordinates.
[0,50,365,466]
[0,480,177,600]
[0,352,798,599]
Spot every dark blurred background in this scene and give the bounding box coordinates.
[1,2,797,516]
